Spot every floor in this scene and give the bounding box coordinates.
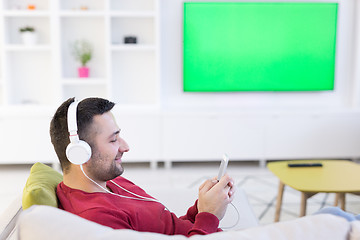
[1,161,360,226]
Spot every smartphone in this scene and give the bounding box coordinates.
[217,154,229,181]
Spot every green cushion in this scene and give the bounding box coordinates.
[22,162,63,210]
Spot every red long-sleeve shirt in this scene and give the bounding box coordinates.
[56,176,221,237]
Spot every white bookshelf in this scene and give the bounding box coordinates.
[0,0,160,108]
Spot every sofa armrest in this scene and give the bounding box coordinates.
[0,195,22,240]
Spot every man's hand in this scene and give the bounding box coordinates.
[197,174,236,220]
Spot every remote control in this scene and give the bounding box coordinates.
[288,163,323,167]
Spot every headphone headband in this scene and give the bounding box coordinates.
[66,98,92,165]
[67,99,79,142]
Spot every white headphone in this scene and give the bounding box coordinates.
[66,99,92,165]
[65,98,164,206]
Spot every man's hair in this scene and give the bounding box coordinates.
[50,97,115,173]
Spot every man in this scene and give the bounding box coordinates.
[50,97,235,237]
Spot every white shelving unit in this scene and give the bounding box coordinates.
[0,0,160,109]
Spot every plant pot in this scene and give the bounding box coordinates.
[21,32,37,45]
[78,67,89,78]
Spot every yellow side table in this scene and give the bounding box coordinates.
[267,160,360,222]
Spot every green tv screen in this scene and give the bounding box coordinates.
[183,2,338,92]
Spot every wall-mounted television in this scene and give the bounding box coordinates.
[183,2,338,92]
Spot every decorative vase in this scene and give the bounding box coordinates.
[21,32,37,45]
[78,67,89,78]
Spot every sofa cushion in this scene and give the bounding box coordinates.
[18,205,351,240]
[22,162,63,210]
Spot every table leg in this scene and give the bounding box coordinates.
[300,192,317,217]
[300,192,307,217]
[334,193,339,207]
[338,193,346,211]
[275,181,285,222]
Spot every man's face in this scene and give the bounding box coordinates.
[85,112,129,182]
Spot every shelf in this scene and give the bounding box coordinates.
[111,44,156,51]
[4,44,51,51]
[59,10,106,17]
[109,0,156,12]
[60,0,105,12]
[3,10,50,17]
[113,103,161,114]
[62,78,107,85]
[0,104,55,114]
[110,11,156,18]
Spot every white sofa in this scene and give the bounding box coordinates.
[17,205,359,240]
[2,189,360,240]
[0,162,359,240]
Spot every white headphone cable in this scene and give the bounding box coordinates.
[79,164,239,224]
[80,165,161,203]
[220,202,240,230]
[108,175,240,229]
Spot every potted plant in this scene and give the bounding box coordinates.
[19,26,37,45]
[71,39,93,78]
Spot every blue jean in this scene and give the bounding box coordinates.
[314,207,360,222]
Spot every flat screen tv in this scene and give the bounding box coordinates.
[183,2,338,92]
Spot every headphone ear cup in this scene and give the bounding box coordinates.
[66,140,92,165]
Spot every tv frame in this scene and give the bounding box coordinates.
[183,2,339,92]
